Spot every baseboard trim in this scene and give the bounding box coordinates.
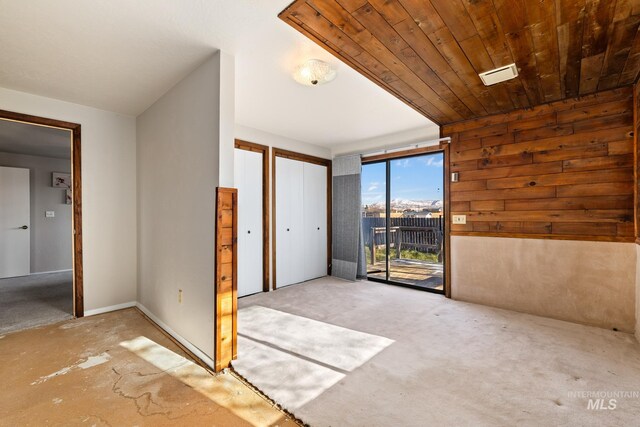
[135,303,215,370]
[30,269,73,275]
[0,269,73,280]
[84,301,136,317]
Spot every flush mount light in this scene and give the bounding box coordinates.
[479,63,519,86]
[293,59,336,86]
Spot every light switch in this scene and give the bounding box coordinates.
[452,214,466,225]
[45,211,55,218]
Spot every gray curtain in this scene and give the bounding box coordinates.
[332,155,367,281]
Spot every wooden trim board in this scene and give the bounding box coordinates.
[214,187,238,372]
[362,144,445,163]
[272,148,332,289]
[441,143,452,299]
[0,109,84,317]
[234,139,270,292]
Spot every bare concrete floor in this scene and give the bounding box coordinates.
[0,308,298,426]
[235,277,640,427]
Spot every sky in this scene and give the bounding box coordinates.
[361,152,444,206]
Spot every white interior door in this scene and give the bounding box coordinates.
[235,149,264,297]
[276,157,304,287]
[303,162,328,280]
[0,166,30,278]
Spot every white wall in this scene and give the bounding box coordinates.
[451,236,636,332]
[636,245,640,340]
[138,52,233,364]
[235,124,331,159]
[0,87,137,311]
[219,53,235,187]
[0,152,72,273]
[330,124,440,157]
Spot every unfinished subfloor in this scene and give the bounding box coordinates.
[234,277,640,427]
[0,308,298,426]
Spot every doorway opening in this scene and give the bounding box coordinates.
[361,147,447,294]
[0,110,83,334]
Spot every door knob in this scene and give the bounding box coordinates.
[287,228,290,231]
[317,227,320,230]
[20,225,28,230]
[247,230,251,234]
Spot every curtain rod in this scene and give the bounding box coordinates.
[358,136,451,158]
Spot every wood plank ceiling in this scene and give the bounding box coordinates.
[279,0,640,125]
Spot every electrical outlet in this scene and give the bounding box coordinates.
[178,289,183,304]
[452,215,467,225]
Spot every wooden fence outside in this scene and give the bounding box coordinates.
[362,217,444,263]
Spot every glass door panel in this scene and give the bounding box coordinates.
[388,153,444,291]
[361,151,445,294]
[361,161,387,281]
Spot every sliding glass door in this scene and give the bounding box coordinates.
[361,161,388,280]
[361,150,445,294]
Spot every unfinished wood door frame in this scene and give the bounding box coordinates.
[362,143,451,298]
[214,187,238,372]
[272,148,332,290]
[234,139,270,292]
[0,109,84,316]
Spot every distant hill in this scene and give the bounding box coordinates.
[366,199,443,211]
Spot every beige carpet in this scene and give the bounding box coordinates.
[235,277,640,427]
[0,271,73,334]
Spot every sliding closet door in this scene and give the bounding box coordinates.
[303,162,328,280]
[234,149,264,297]
[275,157,304,287]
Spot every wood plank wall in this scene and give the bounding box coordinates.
[215,187,237,372]
[280,0,640,126]
[442,87,635,242]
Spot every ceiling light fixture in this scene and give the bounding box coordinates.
[293,59,336,86]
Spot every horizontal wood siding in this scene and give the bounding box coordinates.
[442,87,634,242]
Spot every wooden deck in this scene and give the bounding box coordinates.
[368,259,443,290]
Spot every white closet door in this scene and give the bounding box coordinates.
[276,157,304,287]
[234,149,263,297]
[303,162,327,280]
